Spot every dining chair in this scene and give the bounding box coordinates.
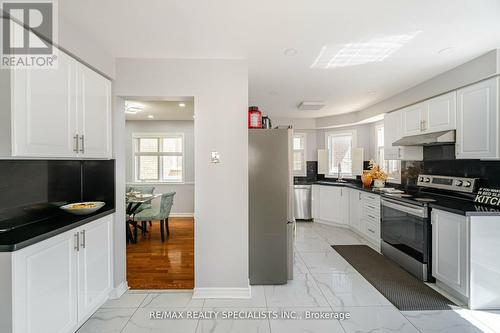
[133,192,176,242]
[126,185,156,233]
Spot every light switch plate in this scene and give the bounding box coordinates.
[211,151,220,163]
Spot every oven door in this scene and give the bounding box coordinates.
[381,198,430,264]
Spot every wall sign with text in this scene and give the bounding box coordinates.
[474,188,500,207]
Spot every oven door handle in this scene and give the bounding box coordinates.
[381,199,427,218]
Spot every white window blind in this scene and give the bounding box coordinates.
[293,133,307,176]
[327,131,354,177]
[376,125,401,183]
[133,134,184,183]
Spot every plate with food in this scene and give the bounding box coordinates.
[60,201,106,215]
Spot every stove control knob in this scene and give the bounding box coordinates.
[455,180,463,186]
[463,181,472,187]
[424,177,431,183]
[419,177,424,182]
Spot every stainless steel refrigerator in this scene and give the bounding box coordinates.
[249,128,294,285]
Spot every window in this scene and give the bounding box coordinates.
[375,125,401,183]
[293,133,306,176]
[326,131,356,178]
[133,134,184,183]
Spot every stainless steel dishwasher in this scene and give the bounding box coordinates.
[294,184,312,220]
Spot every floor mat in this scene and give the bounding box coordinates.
[332,245,456,311]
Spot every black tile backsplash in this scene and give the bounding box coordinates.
[401,145,500,189]
[294,161,318,184]
[0,160,115,228]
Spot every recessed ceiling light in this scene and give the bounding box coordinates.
[438,47,454,54]
[312,32,421,69]
[268,91,278,96]
[147,115,154,119]
[367,91,377,95]
[284,48,298,56]
[178,103,186,107]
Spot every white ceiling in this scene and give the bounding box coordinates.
[125,100,194,121]
[60,0,500,118]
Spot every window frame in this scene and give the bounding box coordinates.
[132,132,185,184]
[325,130,357,179]
[293,133,307,177]
[374,124,402,184]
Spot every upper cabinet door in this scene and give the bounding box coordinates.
[456,77,499,160]
[425,91,456,133]
[11,51,78,157]
[401,103,425,137]
[78,65,112,159]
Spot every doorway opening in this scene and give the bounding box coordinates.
[124,97,195,289]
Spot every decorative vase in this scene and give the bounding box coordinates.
[373,179,386,188]
[361,172,373,187]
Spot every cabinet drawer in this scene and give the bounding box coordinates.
[364,219,380,240]
[363,209,380,222]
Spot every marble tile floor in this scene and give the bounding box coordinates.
[78,222,500,333]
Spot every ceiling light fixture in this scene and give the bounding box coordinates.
[367,91,377,95]
[147,115,154,119]
[124,101,145,114]
[178,102,186,107]
[312,32,421,69]
[284,48,298,56]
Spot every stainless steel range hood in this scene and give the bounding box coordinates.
[393,130,455,146]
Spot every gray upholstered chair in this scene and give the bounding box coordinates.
[134,192,175,242]
[126,186,155,233]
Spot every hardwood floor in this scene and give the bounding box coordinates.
[126,217,194,289]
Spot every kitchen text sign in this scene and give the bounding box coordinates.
[474,187,500,207]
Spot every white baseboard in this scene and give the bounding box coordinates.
[313,219,350,229]
[109,281,129,299]
[192,286,251,299]
[169,213,194,218]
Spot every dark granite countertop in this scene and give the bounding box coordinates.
[429,200,500,217]
[0,206,115,252]
[313,180,500,216]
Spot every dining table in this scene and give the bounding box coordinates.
[126,192,162,243]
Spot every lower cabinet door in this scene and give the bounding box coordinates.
[432,210,468,297]
[13,230,79,333]
[77,215,113,323]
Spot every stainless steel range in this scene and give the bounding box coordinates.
[380,174,478,281]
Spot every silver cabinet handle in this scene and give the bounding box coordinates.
[79,134,85,153]
[81,230,86,249]
[358,192,361,200]
[73,134,79,152]
[74,232,80,251]
[367,214,377,219]
[367,228,375,233]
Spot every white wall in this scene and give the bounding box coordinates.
[114,58,249,296]
[125,120,195,216]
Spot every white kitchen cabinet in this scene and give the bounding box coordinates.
[77,216,113,322]
[456,77,499,160]
[349,189,362,232]
[361,192,381,244]
[12,229,79,333]
[316,185,348,226]
[432,209,469,298]
[7,215,113,333]
[401,92,456,136]
[9,51,78,158]
[383,111,423,161]
[318,186,341,223]
[401,102,426,137]
[0,20,112,159]
[425,91,456,132]
[312,185,320,219]
[78,65,112,159]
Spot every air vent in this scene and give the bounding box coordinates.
[297,101,325,111]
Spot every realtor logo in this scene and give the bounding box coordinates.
[1,0,58,68]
